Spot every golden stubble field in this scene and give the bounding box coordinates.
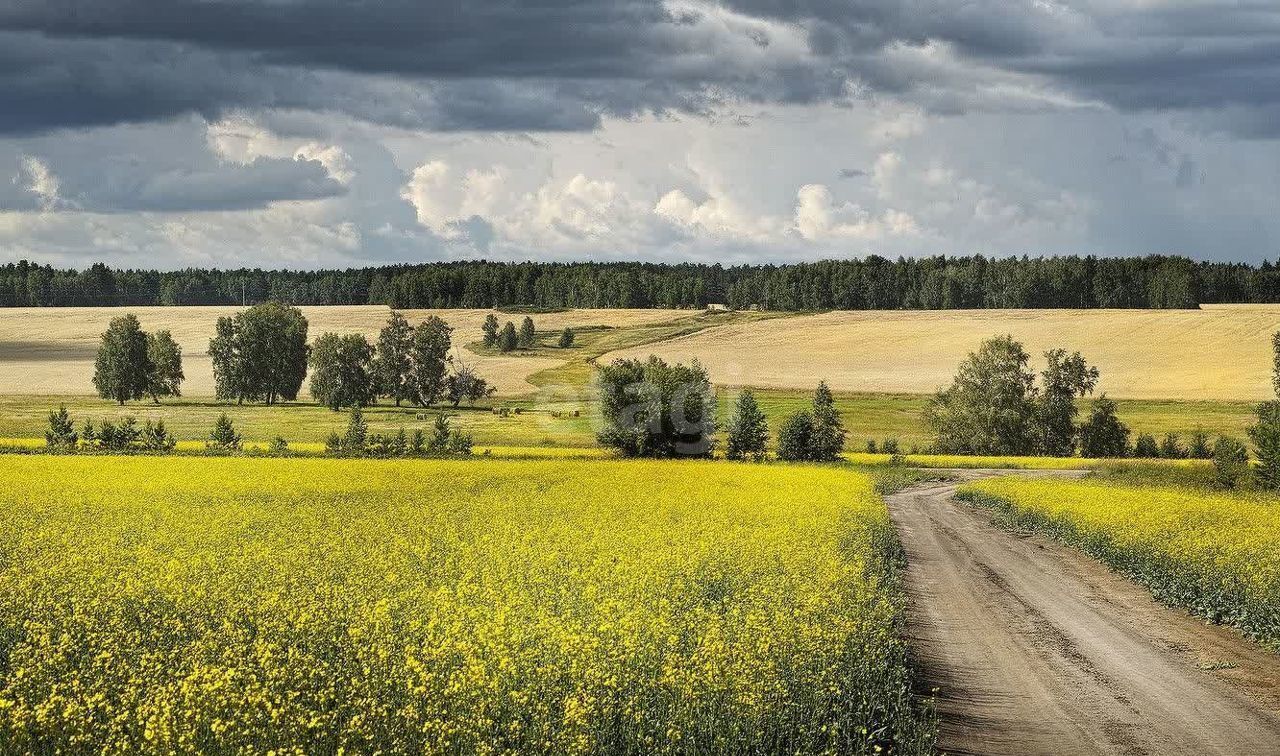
[0,306,691,396]
[604,304,1280,401]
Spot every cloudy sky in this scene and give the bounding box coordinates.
[2,0,1279,269]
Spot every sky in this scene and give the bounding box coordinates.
[2,0,1280,270]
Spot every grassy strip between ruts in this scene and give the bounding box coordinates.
[957,475,1280,650]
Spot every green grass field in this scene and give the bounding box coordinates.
[0,391,1259,451]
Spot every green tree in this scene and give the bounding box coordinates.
[558,327,575,348]
[498,321,518,353]
[1034,348,1098,456]
[208,315,246,402]
[374,311,415,406]
[342,407,369,454]
[1273,332,1280,399]
[444,362,494,407]
[518,316,536,348]
[808,381,847,461]
[97,417,141,451]
[409,316,453,406]
[1133,433,1160,458]
[141,420,176,452]
[776,412,814,462]
[1077,395,1130,458]
[596,356,716,458]
[482,313,500,347]
[209,302,309,404]
[925,335,1038,455]
[309,332,377,410]
[145,329,184,402]
[724,390,769,461]
[1188,428,1212,459]
[45,405,78,450]
[208,414,241,451]
[1249,401,1280,489]
[1159,432,1186,459]
[1212,436,1250,490]
[93,314,152,405]
[1251,331,1280,489]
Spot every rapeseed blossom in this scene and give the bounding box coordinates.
[961,476,1280,648]
[0,456,931,754]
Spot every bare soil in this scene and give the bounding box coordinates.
[887,471,1280,756]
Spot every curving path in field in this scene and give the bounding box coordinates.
[888,470,1280,756]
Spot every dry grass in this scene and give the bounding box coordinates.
[605,305,1280,401]
[0,306,693,397]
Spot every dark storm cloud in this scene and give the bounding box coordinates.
[2,119,347,212]
[3,0,1280,135]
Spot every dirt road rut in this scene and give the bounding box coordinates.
[887,472,1280,756]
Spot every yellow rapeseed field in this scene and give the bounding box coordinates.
[0,456,932,754]
[959,476,1280,648]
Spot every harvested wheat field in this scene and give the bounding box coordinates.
[0,306,691,396]
[605,304,1280,401]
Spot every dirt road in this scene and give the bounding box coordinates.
[887,471,1280,756]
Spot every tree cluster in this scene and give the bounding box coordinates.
[776,383,847,462]
[92,315,185,405]
[309,312,492,411]
[926,336,1105,457]
[12,254,1280,310]
[596,356,716,458]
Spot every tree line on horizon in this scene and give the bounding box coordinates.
[7,254,1280,310]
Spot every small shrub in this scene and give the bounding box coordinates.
[208,414,242,451]
[1132,433,1159,458]
[1212,436,1250,490]
[430,414,451,453]
[1188,428,1212,459]
[881,438,900,455]
[1159,432,1185,459]
[342,407,368,453]
[45,406,78,451]
[865,439,877,454]
[141,420,177,452]
[268,437,290,455]
[98,418,141,451]
[776,412,814,462]
[558,328,575,348]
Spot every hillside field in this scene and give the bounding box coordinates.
[1,304,1274,449]
[606,305,1280,401]
[0,455,932,754]
[0,305,695,397]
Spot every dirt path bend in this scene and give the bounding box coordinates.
[888,471,1280,756]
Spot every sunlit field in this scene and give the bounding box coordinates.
[606,305,1280,401]
[0,305,695,396]
[0,456,933,754]
[958,475,1280,649]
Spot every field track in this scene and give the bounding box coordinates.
[888,472,1280,755]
